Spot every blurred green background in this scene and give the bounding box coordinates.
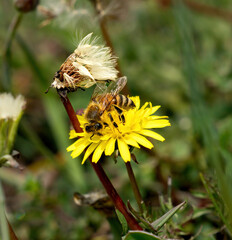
[1,0,232,239]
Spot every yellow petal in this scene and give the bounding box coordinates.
[89,134,103,143]
[130,133,154,149]
[149,115,169,120]
[124,135,140,148]
[118,138,131,162]
[82,142,99,164]
[67,137,86,151]
[130,96,140,109]
[105,138,116,156]
[69,130,79,139]
[92,141,107,163]
[139,129,165,142]
[149,105,161,115]
[70,139,89,158]
[140,102,149,111]
[143,119,171,128]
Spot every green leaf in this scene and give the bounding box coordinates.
[152,201,186,231]
[122,231,161,240]
[192,208,212,219]
[127,201,155,232]
[116,209,128,235]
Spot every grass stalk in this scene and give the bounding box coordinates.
[16,35,86,191]
[3,13,23,57]
[173,0,232,234]
[0,179,9,240]
[2,13,23,91]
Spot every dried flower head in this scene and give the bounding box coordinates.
[67,96,170,164]
[50,33,118,92]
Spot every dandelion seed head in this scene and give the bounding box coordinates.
[50,33,118,92]
[74,33,118,81]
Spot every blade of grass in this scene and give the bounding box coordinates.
[2,13,23,91]
[0,179,9,240]
[16,35,86,191]
[173,0,232,234]
[7,217,19,240]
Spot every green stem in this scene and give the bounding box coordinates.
[3,13,23,57]
[0,179,9,240]
[6,113,23,155]
[125,162,143,213]
[2,13,23,90]
[199,173,227,225]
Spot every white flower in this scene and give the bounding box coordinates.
[0,93,26,120]
[74,33,118,81]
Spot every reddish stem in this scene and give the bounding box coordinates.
[58,92,142,230]
[90,0,130,96]
[91,160,142,230]
[58,92,83,133]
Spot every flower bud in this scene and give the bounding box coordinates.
[14,0,39,13]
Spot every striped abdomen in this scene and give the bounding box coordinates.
[114,95,135,110]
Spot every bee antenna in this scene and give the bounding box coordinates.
[45,86,51,94]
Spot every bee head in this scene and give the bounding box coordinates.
[95,122,103,130]
[85,122,103,133]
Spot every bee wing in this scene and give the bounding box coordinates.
[97,76,127,115]
[107,76,127,96]
[91,76,127,102]
[91,82,109,102]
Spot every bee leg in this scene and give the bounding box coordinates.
[90,132,102,139]
[108,113,121,133]
[80,87,86,91]
[103,122,109,127]
[113,106,125,124]
[119,114,125,124]
[113,105,123,114]
[108,113,118,128]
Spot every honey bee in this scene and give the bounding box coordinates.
[84,76,135,136]
[46,33,118,95]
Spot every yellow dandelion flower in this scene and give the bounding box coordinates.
[67,96,170,164]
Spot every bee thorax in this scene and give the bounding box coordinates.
[85,105,101,121]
